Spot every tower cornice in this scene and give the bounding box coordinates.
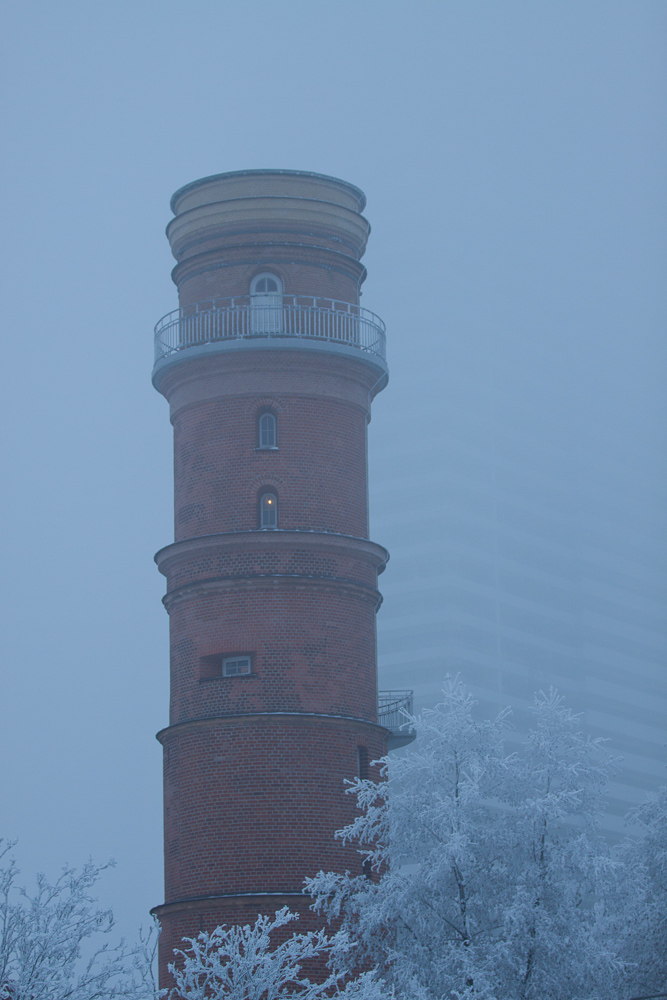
[156,710,389,745]
[161,573,383,613]
[170,168,367,216]
[154,529,389,577]
[152,339,388,407]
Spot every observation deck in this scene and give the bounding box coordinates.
[379,690,415,749]
[152,296,387,389]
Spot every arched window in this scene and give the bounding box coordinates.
[259,491,278,529]
[258,411,277,449]
[250,272,283,334]
[251,274,281,295]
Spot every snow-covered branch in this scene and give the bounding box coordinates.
[0,842,156,1000]
[167,907,387,1000]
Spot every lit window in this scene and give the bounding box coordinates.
[258,412,277,449]
[222,656,251,677]
[260,492,278,529]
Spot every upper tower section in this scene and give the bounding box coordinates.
[152,169,387,396]
[168,169,369,304]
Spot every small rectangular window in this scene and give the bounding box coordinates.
[222,656,251,677]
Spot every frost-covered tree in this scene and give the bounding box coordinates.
[617,782,667,997]
[307,679,621,1000]
[0,842,155,1000]
[167,907,386,1000]
[308,678,515,998]
[497,690,622,1000]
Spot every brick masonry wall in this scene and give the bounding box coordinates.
[160,716,386,901]
[155,718,386,989]
[173,223,364,263]
[172,385,369,541]
[166,580,380,724]
[159,348,383,436]
[171,218,366,306]
[175,249,364,308]
[164,545,378,592]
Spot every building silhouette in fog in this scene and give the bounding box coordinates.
[373,340,666,838]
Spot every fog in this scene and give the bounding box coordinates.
[1,1,665,943]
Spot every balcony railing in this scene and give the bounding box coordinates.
[154,295,386,365]
[378,690,415,749]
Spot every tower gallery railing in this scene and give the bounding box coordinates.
[378,690,414,731]
[154,296,386,364]
[379,690,415,748]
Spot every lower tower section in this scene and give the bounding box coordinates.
[152,531,389,983]
[154,714,386,979]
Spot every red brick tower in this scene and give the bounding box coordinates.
[151,170,392,983]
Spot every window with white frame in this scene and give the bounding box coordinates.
[258,411,277,449]
[222,656,251,677]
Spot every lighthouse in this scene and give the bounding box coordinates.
[150,170,408,985]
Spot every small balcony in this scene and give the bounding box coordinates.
[154,295,387,368]
[378,690,416,749]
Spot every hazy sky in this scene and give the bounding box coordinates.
[1,0,665,945]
